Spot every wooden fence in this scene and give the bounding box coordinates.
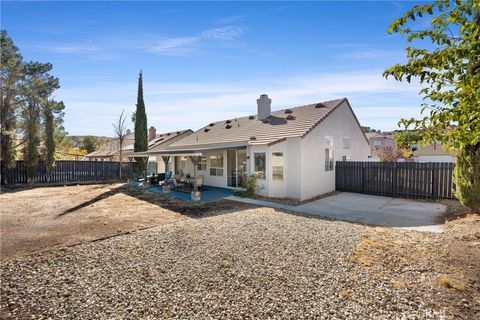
[335,161,455,199]
[1,160,134,184]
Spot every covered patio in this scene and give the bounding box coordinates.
[129,145,247,201]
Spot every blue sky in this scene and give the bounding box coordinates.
[2,1,430,137]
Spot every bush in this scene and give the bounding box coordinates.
[241,175,257,198]
[454,143,480,214]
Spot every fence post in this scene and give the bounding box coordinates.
[431,162,438,199]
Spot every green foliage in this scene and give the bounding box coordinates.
[134,71,148,174]
[384,0,480,211]
[22,62,60,182]
[361,126,380,133]
[43,100,64,176]
[395,130,424,157]
[0,30,23,184]
[0,31,65,183]
[82,136,98,154]
[454,144,480,213]
[241,175,257,198]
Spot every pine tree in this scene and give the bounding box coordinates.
[134,71,148,175]
[43,99,64,179]
[0,30,24,184]
[22,62,60,182]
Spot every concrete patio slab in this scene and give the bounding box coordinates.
[227,192,447,232]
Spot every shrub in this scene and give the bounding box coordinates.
[241,175,257,198]
[454,144,480,214]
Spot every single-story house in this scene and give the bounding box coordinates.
[134,95,369,200]
[413,142,455,163]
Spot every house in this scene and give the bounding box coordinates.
[85,128,193,172]
[365,132,396,159]
[135,95,369,200]
[413,142,455,163]
[123,128,193,173]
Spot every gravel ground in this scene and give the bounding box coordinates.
[1,208,478,319]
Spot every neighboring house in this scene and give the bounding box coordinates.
[365,132,396,159]
[85,128,193,168]
[413,142,455,163]
[135,95,369,200]
[123,128,193,173]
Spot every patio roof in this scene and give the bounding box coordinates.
[129,143,247,157]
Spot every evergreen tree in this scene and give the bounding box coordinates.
[43,99,64,178]
[82,136,98,154]
[0,30,24,184]
[22,62,60,182]
[134,71,148,175]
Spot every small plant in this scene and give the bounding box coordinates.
[241,175,257,198]
[436,276,465,291]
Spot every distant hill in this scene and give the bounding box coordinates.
[68,136,111,150]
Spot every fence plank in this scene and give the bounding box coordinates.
[335,161,455,200]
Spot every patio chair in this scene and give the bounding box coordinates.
[172,177,187,191]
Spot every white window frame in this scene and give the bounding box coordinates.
[272,152,284,181]
[253,152,266,179]
[209,153,224,176]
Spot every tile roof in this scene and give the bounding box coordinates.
[166,98,348,150]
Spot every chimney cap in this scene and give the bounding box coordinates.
[259,94,269,99]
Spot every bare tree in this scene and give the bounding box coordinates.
[113,110,128,179]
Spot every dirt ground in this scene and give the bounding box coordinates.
[0,183,253,259]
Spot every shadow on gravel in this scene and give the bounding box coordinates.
[57,184,256,219]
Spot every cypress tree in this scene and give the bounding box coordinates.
[134,71,148,175]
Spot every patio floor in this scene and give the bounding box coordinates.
[129,182,235,202]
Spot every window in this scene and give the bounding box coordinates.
[197,157,207,171]
[341,155,351,161]
[209,153,223,176]
[325,148,334,171]
[342,137,351,150]
[254,153,266,179]
[373,140,381,150]
[325,136,334,147]
[272,152,284,181]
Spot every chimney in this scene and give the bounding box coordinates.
[257,94,271,120]
[126,129,131,135]
[148,126,156,141]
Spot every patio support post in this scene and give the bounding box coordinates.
[189,156,201,192]
[162,156,170,183]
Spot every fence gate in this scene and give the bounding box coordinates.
[335,161,454,199]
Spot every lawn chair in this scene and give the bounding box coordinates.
[172,177,187,191]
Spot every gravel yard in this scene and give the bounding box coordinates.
[1,208,479,319]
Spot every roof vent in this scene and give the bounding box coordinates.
[250,136,257,141]
[286,114,296,120]
[315,103,327,108]
[248,115,255,120]
[176,131,180,134]
[226,124,232,129]
[167,133,171,136]
[209,123,215,127]
[285,109,293,114]
[204,128,210,132]
[226,119,232,124]
[262,119,270,124]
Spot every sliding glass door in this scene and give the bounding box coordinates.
[227,149,247,188]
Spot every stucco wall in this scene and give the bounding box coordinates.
[416,155,455,163]
[299,101,370,200]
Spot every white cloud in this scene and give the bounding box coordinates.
[30,25,245,58]
[59,70,425,136]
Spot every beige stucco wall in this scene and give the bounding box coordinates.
[299,101,370,200]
